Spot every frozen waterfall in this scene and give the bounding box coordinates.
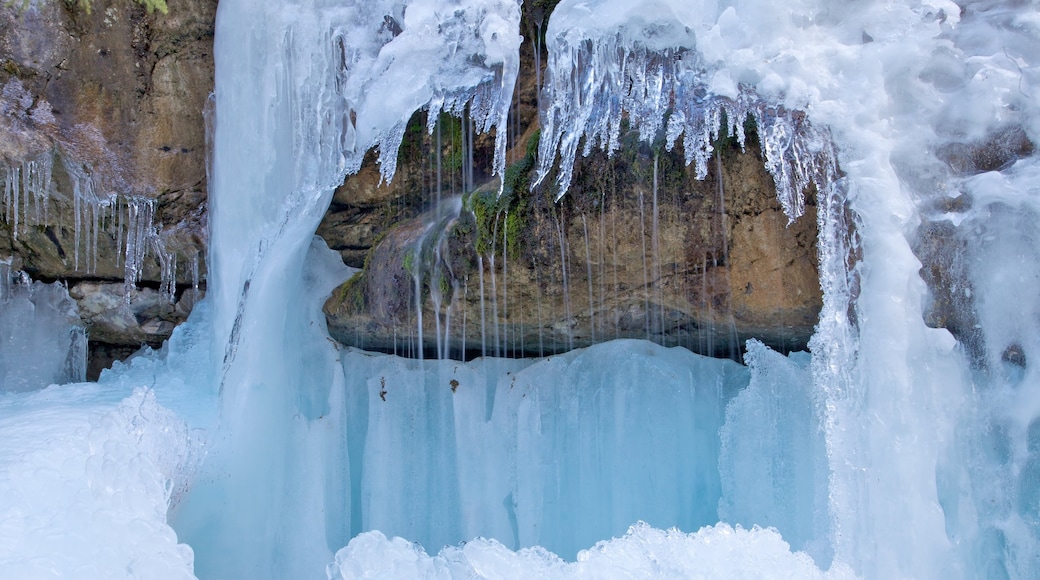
[1,0,1039,578]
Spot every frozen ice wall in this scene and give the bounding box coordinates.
[537,0,1040,577]
[199,0,522,576]
[0,261,86,392]
[338,340,748,560]
[719,341,831,565]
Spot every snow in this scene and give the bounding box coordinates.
[327,523,855,580]
[0,387,198,579]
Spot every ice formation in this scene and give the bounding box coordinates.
[0,260,86,392]
[1,0,1040,578]
[327,523,856,580]
[0,386,198,579]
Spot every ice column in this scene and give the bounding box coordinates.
[188,0,522,577]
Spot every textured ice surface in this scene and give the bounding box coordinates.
[203,0,522,574]
[535,0,838,220]
[339,339,748,560]
[535,0,1040,577]
[0,386,198,579]
[327,523,855,580]
[720,341,831,565]
[0,263,86,392]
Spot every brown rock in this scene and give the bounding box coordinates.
[324,130,823,359]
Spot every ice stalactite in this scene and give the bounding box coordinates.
[1,152,183,307]
[1,153,53,240]
[533,2,836,224]
[123,197,178,305]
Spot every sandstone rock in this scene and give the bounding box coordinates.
[321,19,823,360]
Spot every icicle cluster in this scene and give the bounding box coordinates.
[535,19,836,223]
[1,153,53,240]
[330,0,522,187]
[123,197,178,305]
[1,155,182,305]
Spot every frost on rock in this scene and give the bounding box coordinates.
[534,0,838,222]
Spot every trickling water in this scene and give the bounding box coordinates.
[581,213,595,343]
[488,251,501,357]
[638,190,651,341]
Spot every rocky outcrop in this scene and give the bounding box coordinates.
[318,10,823,360]
[323,124,822,359]
[916,124,1037,368]
[1,0,213,374]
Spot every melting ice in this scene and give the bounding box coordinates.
[2,0,1040,578]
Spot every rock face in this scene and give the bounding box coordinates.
[1,0,213,374]
[323,126,822,360]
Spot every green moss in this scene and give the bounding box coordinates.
[466,129,537,260]
[332,272,366,315]
[402,251,415,276]
[326,229,390,316]
[712,112,759,156]
[1,60,26,78]
[439,113,464,176]
[395,111,466,184]
[60,0,168,14]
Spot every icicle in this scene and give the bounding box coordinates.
[638,190,651,341]
[7,165,19,240]
[61,158,100,273]
[153,235,177,304]
[535,23,833,224]
[555,209,573,352]
[478,254,487,358]
[0,257,11,302]
[651,153,663,339]
[191,249,200,293]
[488,251,500,358]
[116,197,124,269]
[123,197,161,306]
[582,213,596,343]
